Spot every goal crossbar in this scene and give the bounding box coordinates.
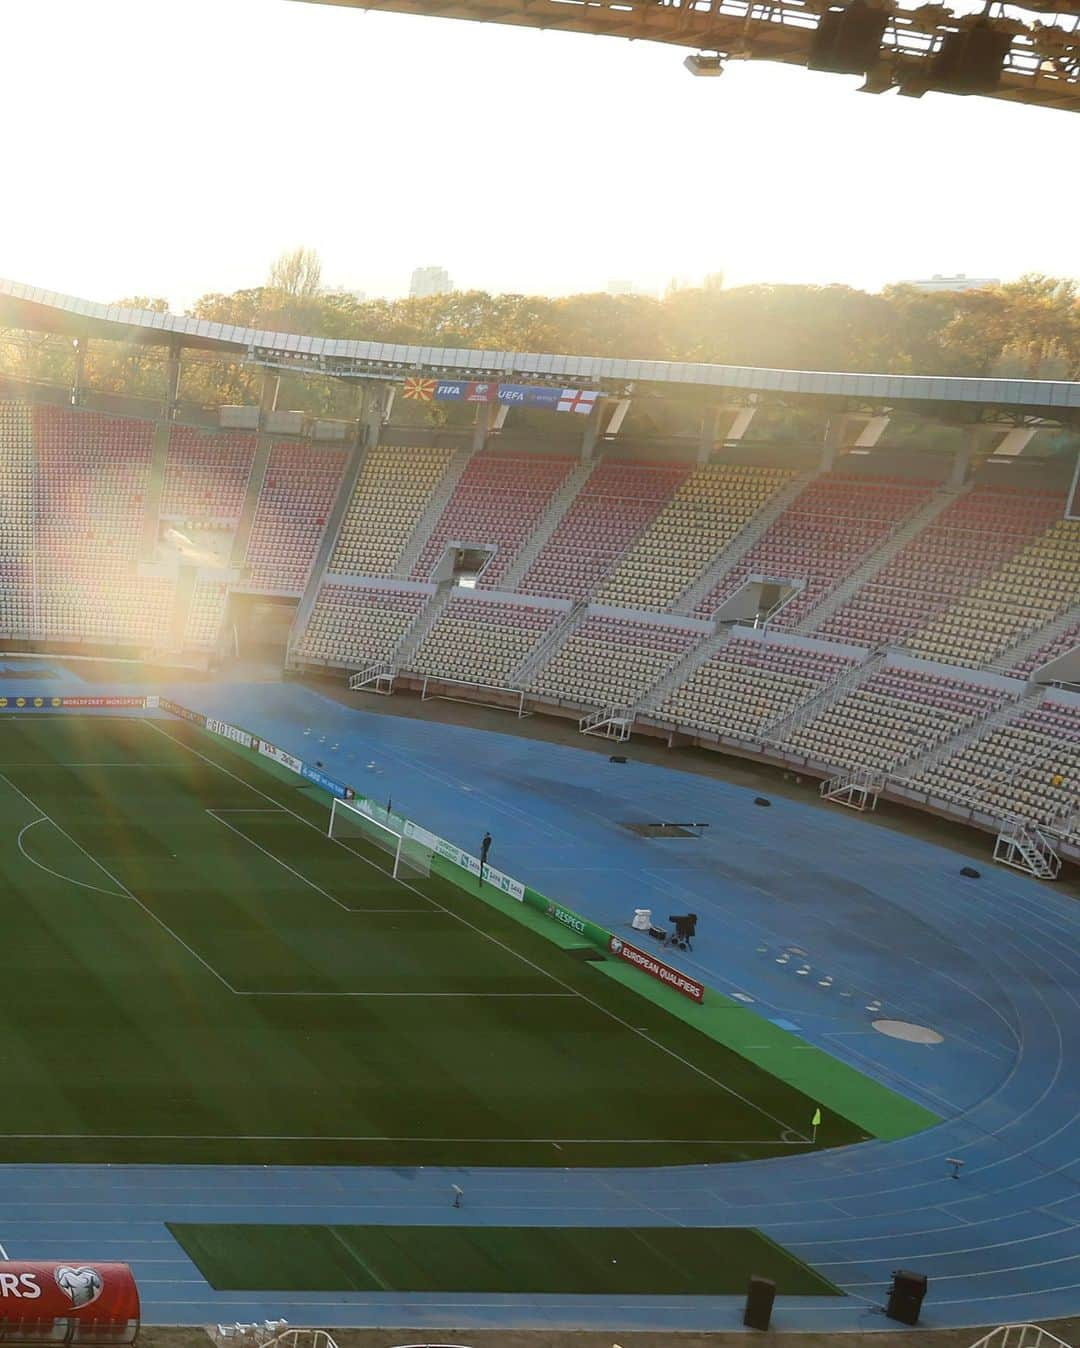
[328,797,432,878]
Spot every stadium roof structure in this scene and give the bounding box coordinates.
[293,0,1080,112]
[2,276,1079,424]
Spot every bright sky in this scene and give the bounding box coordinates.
[2,0,1076,308]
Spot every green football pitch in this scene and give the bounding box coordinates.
[166,1222,843,1296]
[0,713,866,1167]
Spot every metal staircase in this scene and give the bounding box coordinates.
[393,446,473,580]
[500,460,595,589]
[760,649,886,747]
[795,483,968,634]
[579,704,635,741]
[638,629,731,712]
[821,765,887,811]
[671,466,820,617]
[988,600,1080,677]
[993,816,1062,879]
[510,600,589,685]
[392,584,454,668]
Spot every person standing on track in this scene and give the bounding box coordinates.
[479,831,493,885]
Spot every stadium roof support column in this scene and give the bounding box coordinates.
[164,343,182,421]
[949,427,981,486]
[356,381,387,450]
[821,413,859,470]
[701,401,758,462]
[71,337,86,407]
[141,420,172,557]
[472,399,499,452]
[855,414,890,448]
[259,369,280,422]
[580,398,608,459]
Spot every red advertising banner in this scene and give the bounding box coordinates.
[0,1261,139,1326]
[608,935,705,1003]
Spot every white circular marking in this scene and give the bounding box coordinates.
[872,1019,944,1044]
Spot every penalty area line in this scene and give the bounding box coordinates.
[145,718,813,1145]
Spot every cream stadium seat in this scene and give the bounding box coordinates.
[599,462,793,612]
[331,444,455,576]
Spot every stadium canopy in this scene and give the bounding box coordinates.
[1,277,1078,424]
[291,0,1079,112]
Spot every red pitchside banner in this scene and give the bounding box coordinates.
[608,936,705,1003]
[0,1261,139,1324]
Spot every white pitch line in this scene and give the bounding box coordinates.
[206,810,432,915]
[147,718,811,1144]
[206,808,354,912]
[0,771,238,994]
[16,818,128,898]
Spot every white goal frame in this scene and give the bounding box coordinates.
[328,797,416,877]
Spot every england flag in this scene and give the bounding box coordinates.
[557,388,600,415]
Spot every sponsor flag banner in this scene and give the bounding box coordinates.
[407,378,601,413]
[0,1261,139,1326]
[608,935,705,1002]
[433,380,499,403]
[402,377,437,402]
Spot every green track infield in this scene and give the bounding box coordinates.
[167,1222,843,1295]
[0,714,871,1166]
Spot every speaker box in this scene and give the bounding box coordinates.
[886,1269,927,1325]
[743,1274,776,1330]
[609,755,627,764]
[960,866,981,878]
[809,0,889,74]
[754,796,771,807]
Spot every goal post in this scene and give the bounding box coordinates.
[327,797,433,879]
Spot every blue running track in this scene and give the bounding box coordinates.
[0,663,1076,1332]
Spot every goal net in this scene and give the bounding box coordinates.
[327,797,433,879]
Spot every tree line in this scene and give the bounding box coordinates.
[2,248,1077,421]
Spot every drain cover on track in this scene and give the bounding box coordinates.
[872,1019,943,1044]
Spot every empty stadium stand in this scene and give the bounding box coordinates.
[906,516,1080,667]
[778,662,1018,772]
[655,634,858,741]
[519,461,688,602]
[244,441,348,594]
[33,405,174,646]
[296,582,430,668]
[0,401,36,635]
[330,444,455,576]
[909,692,1079,830]
[411,451,574,587]
[409,594,566,685]
[529,612,706,710]
[817,485,1068,650]
[692,474,936,626]
[161,427,256,524]
[600,462,794,611]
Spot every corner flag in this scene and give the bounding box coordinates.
[811,1108,822,1127]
